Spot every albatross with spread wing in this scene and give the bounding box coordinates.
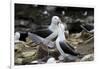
[33,16,61,39]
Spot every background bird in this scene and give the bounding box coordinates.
[14,32,20,42]
[14,32,28,42]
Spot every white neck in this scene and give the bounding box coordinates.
[48,22,58,32]
[57,24,66,41]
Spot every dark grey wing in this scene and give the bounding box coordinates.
[33,29,53,38]
[28,32,43,44]
[59,41,80,56]
[28,32,56,48]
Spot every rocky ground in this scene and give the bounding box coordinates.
[15,31,94,65]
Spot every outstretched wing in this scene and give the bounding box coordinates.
[33,29,53,38]
[28,32,43,44]
[28,32,55,48]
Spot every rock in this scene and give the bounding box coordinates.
[31,60,46,64]
[15,42,25,52]
[21,51,36,58]
[72,42,79,45]
[80,54,94,61]
[85,16,94,25]
[15,58,23,64]
[15,38,39,65]
[47,57,57,63]
[71,33,82,39]
[31,60,39,64]
[22,55,38,64]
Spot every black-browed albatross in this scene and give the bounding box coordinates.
[56,22,80,62]
[33,16,60,39]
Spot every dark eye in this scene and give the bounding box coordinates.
[55,18,57,20]
[57,22,59,25]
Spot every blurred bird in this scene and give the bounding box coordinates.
[14,32,20,42]
[83,11,87,16]
[43,10,48,15]
[14,31,29,42]
[62,11,65,15]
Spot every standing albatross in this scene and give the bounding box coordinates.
[56,23,80,62]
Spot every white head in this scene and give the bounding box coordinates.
[49,16,62,32]
[51,16,61,25]
[14,32,20,41]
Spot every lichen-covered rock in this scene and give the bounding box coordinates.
[80,54,94,61]
[14,39,38,65]
[15,42,25,52]
[21,51,36,58]
[15,58,23,64]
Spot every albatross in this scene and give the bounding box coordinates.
[33,16,61,39]
[30,16,62,48]
[14,16,60,47]
[56,22,80,62]
[14,32,28,42]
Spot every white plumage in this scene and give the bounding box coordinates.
[14,32,20,42]
[56,23,68,57]
[56,22,79,61]
[48,16,61,32]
